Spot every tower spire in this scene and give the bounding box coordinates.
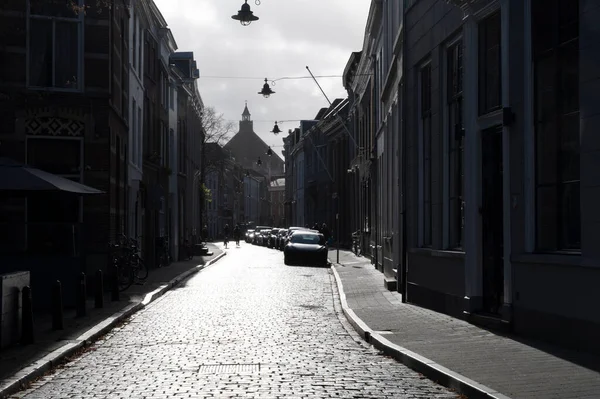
[242,101,251,121]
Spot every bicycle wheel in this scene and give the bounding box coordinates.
[117,264,134,292]
[134,258,148,281]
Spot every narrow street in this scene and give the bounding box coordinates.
[14,243,458,398]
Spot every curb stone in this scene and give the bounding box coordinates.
[0,251,227,399]
[330,265,512,399]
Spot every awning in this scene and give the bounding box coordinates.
[0,157,103,195]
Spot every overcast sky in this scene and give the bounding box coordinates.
[153,0,371,158]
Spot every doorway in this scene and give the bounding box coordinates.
[480,125,504,314]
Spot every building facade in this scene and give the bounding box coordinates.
[0,0,205,284]
[398,0,598,353]
[335,0,600,354]
[0,0,130,280]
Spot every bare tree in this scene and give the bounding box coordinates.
[202,106,234,146]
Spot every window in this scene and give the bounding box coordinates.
[138,25,144,76]
[131,99,137,165]
[478,12,502,114]
[121,17,128,121]
[137,106,142,166]
[132,15,137,71]
[533,0,580,251]
[159,121,165,166]
[28,0,82,90]
[420,64,432,246]
[448,40,464,249]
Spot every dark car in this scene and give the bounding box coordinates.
[284,231,328,267]
[282,227,318,249]
[267,228,279,248]
[276,228,288,250]
[251,226,271,244]
[256,229,271,246]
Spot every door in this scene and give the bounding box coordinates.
[481,126,504,314]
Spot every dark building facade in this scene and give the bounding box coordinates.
[0,0,130,284]
[401,0,599,353]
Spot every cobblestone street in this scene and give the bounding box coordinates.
[13,243,458,399]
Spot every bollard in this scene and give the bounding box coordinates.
[76,272,87,317]
[111,265,120,302]
[21,286,34,345]
[52,280,64,330]
[95,269,104,309]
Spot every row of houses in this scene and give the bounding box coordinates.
[284,0,600,354]
[0,0,204,284]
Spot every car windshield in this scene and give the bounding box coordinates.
[290,233,325,245]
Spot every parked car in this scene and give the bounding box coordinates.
[276,228,288,250]
[256,229,272,246]
[283,230,328,267]
[251,226,270,244]
[267,228,279,248]
[282,227,317,249]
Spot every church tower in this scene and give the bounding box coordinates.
[224,102,284,176]
[239,101,253,134]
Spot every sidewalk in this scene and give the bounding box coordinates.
[0,244,225,397]
[329,249,600,399]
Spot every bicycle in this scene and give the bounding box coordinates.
[109,235,148,292]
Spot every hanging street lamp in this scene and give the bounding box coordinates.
[266,147,273,157]
[256,156,262,166]
[231,0,259,26]
[258,78,275,98]
[271,121,282,134]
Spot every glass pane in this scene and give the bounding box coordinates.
[54,21,79,89]
[29,0,80,18]
[29,18,53,87]
[536,120,557,186]
[27,138,81,174]
[535,55,556,120]
[536,185,558,250]
[532,0,556,55]
[558,0,578,44]
[558,41,579,114]
[478,12,502,114]
[558,113,580,182]
[559,181,580,249]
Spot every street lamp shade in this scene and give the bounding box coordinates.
[266,147,273,156]
[271,122,282,134]
[256,156,262,166]
[258,78,275,98]
[232,0,259,26]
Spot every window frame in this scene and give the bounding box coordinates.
[532,0,580,252]
[26,0,84,92]
[446,37,465,250]
[478,11,502,116]
[419,61,433,247]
